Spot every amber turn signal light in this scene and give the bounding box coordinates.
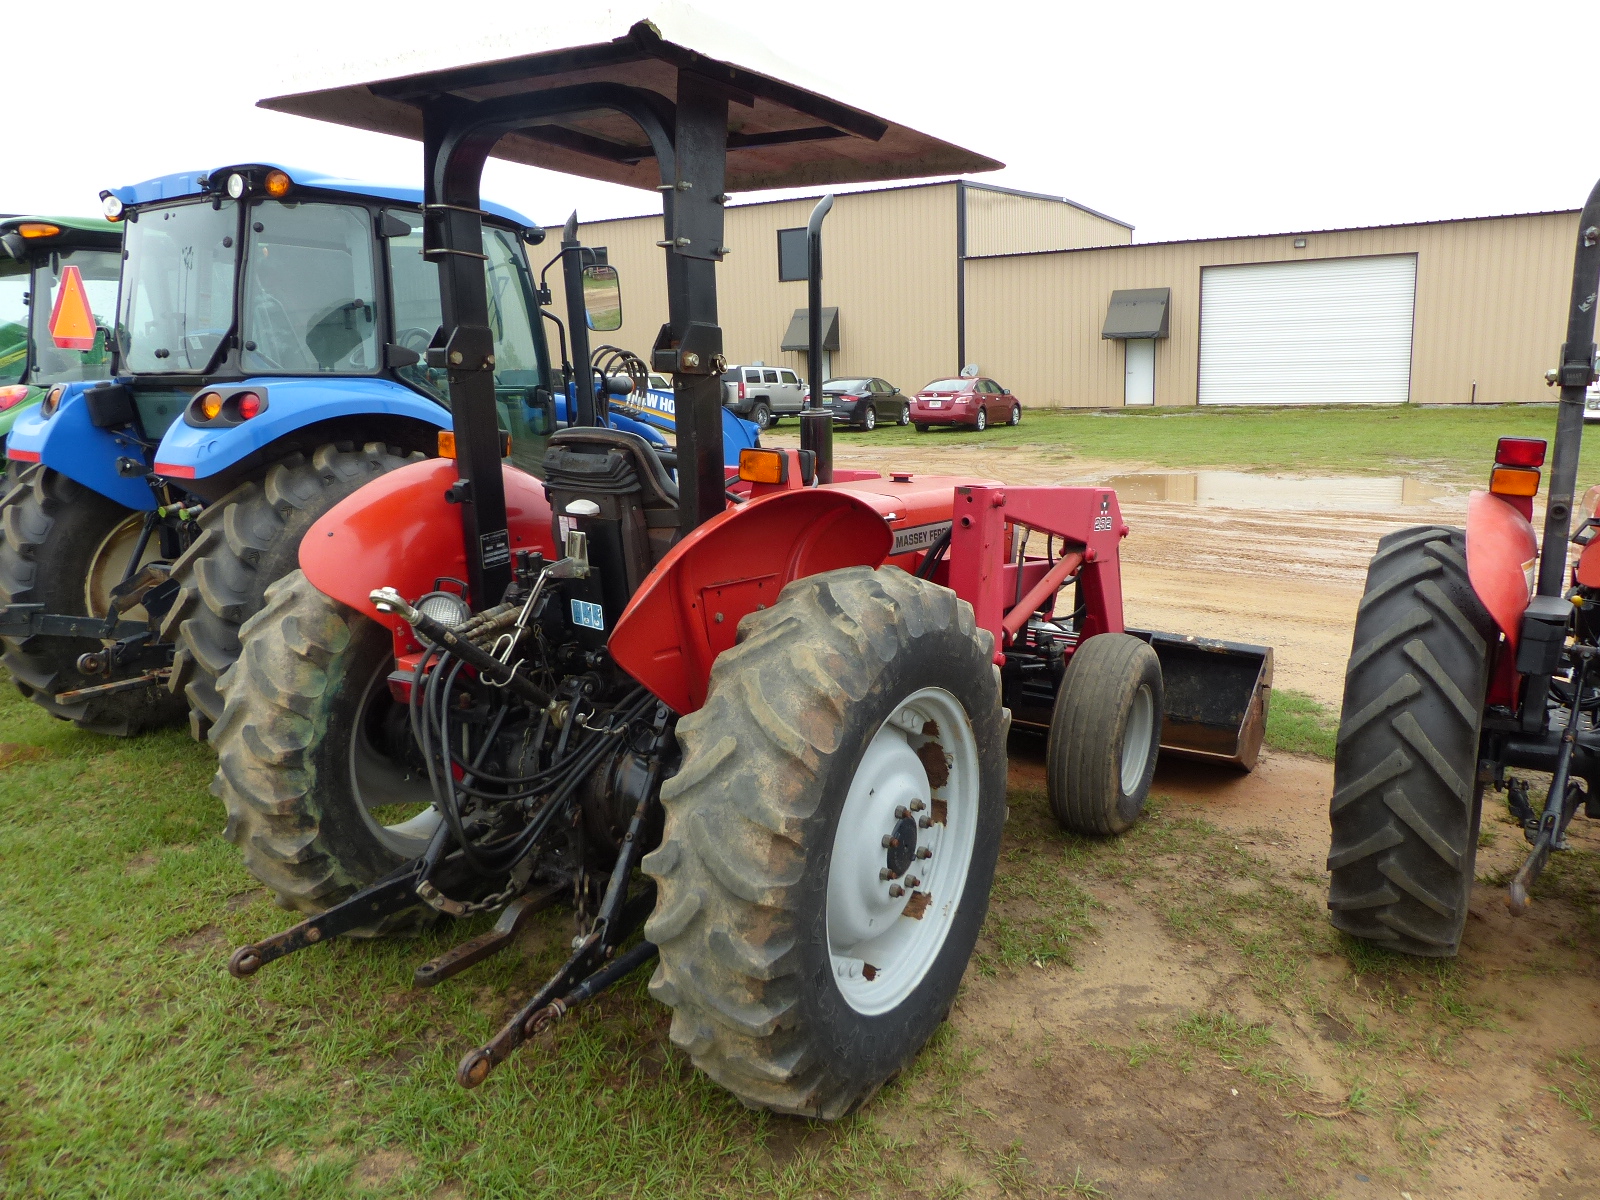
[1490,466,1540,497]
[737,447,788,485]
[264,170,291,198]
[438,431,456,459]
[17,222,60,239]
[197,392,224,421]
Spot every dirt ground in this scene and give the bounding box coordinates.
[767,432,1477,707]
[762,432,1600,1198]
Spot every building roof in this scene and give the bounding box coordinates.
[966,208,1585,260]
[564,177,1132,229]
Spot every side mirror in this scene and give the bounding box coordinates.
[581,264,622,332]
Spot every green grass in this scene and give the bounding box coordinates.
[1265,689,1340,760]
[822,403,1593,483]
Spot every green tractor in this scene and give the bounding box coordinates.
[0,215,121,475]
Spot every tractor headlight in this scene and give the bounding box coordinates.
[226,172,247,200]
[100,192,124,221]
[414,590,471,636]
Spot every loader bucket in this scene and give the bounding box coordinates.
[1127,629,1274,770]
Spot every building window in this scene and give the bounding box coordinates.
[777,228,808,282]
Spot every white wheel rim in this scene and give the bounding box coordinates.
[826,687,980,1016]
[1120,683,1155,795]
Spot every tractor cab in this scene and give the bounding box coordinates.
[92,165,554,484]
[0,215,121,457]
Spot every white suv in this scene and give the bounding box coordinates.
[721,365,806,429]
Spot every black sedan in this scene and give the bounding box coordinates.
[819,377,909,430]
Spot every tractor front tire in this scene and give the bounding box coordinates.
[1046,632,1163,836]
[645,566,1008,1118]
[0,465,187,735]
[211,569,437,929]
[162,442,420,740]
[1327,525,1495,957]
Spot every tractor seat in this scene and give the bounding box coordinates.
[542,428,681,590]
[543,427,678,506]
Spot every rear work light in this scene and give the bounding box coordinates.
[738,447,788,485]
[1490,466,1541,497]
[1495,437,1547,467]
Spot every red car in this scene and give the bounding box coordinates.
[910,376,1021,432]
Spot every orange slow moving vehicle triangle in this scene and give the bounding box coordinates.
[48,265,97,351]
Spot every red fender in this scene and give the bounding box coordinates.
[1465,488,1537,652]
[609,488,893,714]
[299,458,557,637]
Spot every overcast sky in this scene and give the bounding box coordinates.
[12,0,1598,243]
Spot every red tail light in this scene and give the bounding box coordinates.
[737,381,746,401]
[1495,437,1547,467]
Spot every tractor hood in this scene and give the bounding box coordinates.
[257,11,1002,192]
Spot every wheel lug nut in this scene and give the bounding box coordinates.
[906,875,921,888]
[918,817,932,829]
[881,835,899,848]
[894,806,909,819]
[888,885,905,898]
[879,868,898,881]
[909,799,925,812]
[915,847,932,859]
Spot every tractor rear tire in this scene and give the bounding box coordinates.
[161,442,420,741]
[211,569,437,931]
[1327,525,1495,957]
[1045,632,1163,835]
[0,464,187,735]
[645,565,1007,1119]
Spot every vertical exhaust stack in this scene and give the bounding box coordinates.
[560,212,595,428]
[800,194,834,484]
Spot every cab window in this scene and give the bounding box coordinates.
[29,248,120,383]
[0,259,28,385]
[240,201,379,374]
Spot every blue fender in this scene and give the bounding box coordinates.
[153,376,448,480]
[5,381,156,510]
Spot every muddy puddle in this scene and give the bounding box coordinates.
[1088,470,1455,512]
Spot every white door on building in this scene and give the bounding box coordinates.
[1124,338,1155,405]
[1197,254,1417,405]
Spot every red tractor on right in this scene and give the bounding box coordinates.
[1329,176,1600,953]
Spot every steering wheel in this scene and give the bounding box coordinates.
[248,294,304,370]
[395,327,434,355]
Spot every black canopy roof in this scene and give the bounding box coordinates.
[259,19,1002,193]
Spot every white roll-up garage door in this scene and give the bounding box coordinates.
[1198,254,1417,405]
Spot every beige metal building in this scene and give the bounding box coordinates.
[548,180,1131,392]
[551,182,1585,409]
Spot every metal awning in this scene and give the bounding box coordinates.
[1102,288,1170,339]
[258,19,1002,193]
[781,307,839,352]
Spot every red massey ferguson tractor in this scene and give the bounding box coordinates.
[1328,177,1600,955]
[214,19,1273,1118]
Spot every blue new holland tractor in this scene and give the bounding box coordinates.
[0,164,743,736]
